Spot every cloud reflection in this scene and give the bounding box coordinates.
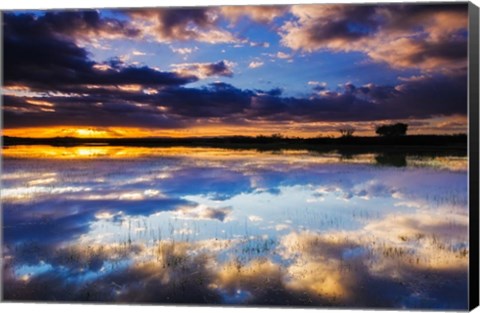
[2,146,468,308]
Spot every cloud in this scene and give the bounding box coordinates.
[276,52,291,59]
[170,46,198,55]
[246,72,466,122]
[248,61,264,69]
[144,83,253,120]
[34,10,140,41]
[129,8,239,44]
[2,12,203,129]
[220,5,288,24]
[248,215,263,222]
[308,81,326,86]
[131,50,147,56]
[171,61,235,79]
[3,13,197,93]
[367,36,467,72]
[280,5,379,51]
[249,41,270,48]
[280,3,468,72]
[174,204,232,222]
[308,81,327,91]
[3,72,467,129]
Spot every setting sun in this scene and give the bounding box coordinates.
[74,128,109,137]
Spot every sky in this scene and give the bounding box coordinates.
[1,2,470,138]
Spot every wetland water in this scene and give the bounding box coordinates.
[1,146,469,308]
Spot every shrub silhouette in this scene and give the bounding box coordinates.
[375,123,408,137]
[339,128,355,137]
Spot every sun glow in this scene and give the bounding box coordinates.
[74,128,109,137]
[3,127,131,138]
[2,125,341,139]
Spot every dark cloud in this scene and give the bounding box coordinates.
[281,3,468,71]
[2,94,186,129]
[280,4,381,52]
[151,83,253,119]
[3,12,196,91]
[405,38,468,65]
[3,72,467,128]
[203,61,234,77]
[305,6,378,43]
[128,8,238,43]
[380,74,468,118]
[131,8,211,37]
[379,3,469,33]
[40,10,140,39]
[255,88,283,96]
[3,12,199,129]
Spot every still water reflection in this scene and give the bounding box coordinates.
[2,146,468,308]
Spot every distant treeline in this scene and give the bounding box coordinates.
[2,134,467,153]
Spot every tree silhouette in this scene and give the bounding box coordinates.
[375,123,408,137]
[339,128,355,137]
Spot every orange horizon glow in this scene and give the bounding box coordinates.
[1,115,468,140]
[2,126,344,139]
[1,127,465,139]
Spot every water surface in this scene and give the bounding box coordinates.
[2,146,468,308]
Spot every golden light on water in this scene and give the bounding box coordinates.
[0,145,467,172]
[2,145,339,160]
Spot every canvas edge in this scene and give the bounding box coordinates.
[469,1,480,311]
[0,9,4,304]
[0,2,477,311]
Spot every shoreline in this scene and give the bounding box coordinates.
[2,135,467,156]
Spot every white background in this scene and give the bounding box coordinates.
[0,0,479,313]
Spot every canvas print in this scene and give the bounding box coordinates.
[1,1,477,309]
